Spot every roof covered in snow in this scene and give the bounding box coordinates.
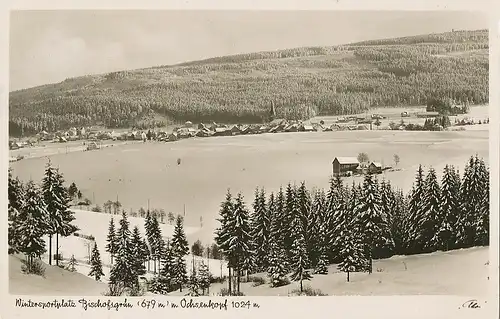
[333,157,359,165]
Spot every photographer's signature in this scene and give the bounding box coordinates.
[460,299,481,309]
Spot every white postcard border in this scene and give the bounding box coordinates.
[0,1,498,319]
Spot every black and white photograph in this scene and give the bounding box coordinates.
[6,9,492,299]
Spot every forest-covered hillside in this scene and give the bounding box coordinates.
[9,29,488,136]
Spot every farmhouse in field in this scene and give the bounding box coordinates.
[332,157,360,176]
[369,162,383,174]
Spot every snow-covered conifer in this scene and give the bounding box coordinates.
[105,217,119,264]
[250,187,271,272]
[17,181,48,271]
[355,174,388,273]
[131,226,147,276]
[289,235,312,293]
[337,229,366,282]
[214,189,234,294]
[405,165,426,253]
[89,243,105,281]
[418,167,441,252]
[198,261,211,295]
[314,248,329,275]
[456,156,481,248]
[67,254,78,272]
[474,156,489,246]
[433,165,460,251]
[109,211,137,289]
[8,169,24,254]
[222,193,252,294]
[267,240,288,287]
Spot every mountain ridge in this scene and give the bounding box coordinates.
[9,29,488,136]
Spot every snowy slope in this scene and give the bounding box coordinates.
[43,209,229,282]
[169,247,490,296]
[9,254,107,296]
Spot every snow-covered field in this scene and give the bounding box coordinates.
[9,254,107,296]
[11,246,489,296]
[41,209,229,283]
[10,128,488,245]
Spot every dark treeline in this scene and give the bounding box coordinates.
[9,30,488,137]
[214,155,489,293]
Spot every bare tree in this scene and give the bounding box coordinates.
[393,154,400,167]
[168,212,175,225]
[112,201,122,215]
[357,152,369,164]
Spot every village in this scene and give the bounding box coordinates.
[9,108,487,161]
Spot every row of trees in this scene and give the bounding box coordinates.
[96,202,182,225]
[9,30,488,136]
[214,155,489,292]
[8,162,79,270]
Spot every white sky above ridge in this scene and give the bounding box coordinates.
[9,10,487,91]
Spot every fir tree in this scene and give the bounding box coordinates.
[214,189,234,294]
[223,193,253,294]
[17,181,47,271]
[188,265,200,296]
[274,187,287,250]
[42,164,78,266]
[326,174,345,212]
[250,187,271,272]
[172,215,189,257]
[297,182,318,268]
[314,248,329,275]
[141,238,150,272]
[68,182,78,200]
[151,215,164,273]
[417,167,441,253]
[267,240,288,287]
[268,192,289,279]
[198,261,211,295]
[377,180,397,257]
[144,209,154,271]
[41,160,59,265]
[309,189,326,266]
[405,165,426,253]
[456,156,482,248]
[390,188,407,254]
[289,235,312,293]
[330,184,352,263]
[284,183,300,256]
[474,157,489,246]
[88,243,105,281]
[151,240,175,294]
[433,165,460,251]
[109,211,137,289]
[105,217,119,264]
[337,229,367,282]
[355,174,387,273]
[170,216,189,292]
[172,254,188,292]
[8,169,24,254]
[67,254,78,272]
[131,226,147,276]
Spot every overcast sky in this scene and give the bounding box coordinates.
[9,10,487,91]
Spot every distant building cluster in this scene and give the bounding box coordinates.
[332,157,384,177]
